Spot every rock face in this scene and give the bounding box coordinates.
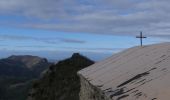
[27,53,94,100]
[78,43,170,100]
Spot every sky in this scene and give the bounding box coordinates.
[0,0,170,61]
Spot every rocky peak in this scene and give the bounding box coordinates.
[71,53,81,58]
[27,53,94,100]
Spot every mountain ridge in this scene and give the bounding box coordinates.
[0,55,52,78]
[27,53,94,100]
[0,55,52,100]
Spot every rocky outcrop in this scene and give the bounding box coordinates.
[78,43,170,100]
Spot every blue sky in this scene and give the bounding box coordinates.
[0,26,164,61]
[0,0,170,61]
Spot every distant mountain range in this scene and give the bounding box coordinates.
[0,54,94,100]
[27,53,94,100]
[0,55,52,78]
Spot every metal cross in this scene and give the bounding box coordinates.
[136,31,147,47]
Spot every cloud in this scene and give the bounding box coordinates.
[1,0,170,37]
[16,45,49,48]
[58,38,86,44]
[61,47,124,53]
[0,34,86,44]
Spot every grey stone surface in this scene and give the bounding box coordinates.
[79,74,110,100]
[78,43,170,100]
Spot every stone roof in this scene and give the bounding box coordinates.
[78,42,170,100]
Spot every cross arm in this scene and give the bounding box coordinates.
[136,36,147,38]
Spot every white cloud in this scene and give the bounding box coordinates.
[1,0,170,37]
[0,34,86,44]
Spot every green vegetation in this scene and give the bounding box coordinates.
[0,77,33,100]
[28,53,94,100]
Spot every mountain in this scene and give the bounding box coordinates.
[0,55,52,78]
[0,55,52,100]
[8,55,48,69]
[0,58,31,77]
[27,53,94,100]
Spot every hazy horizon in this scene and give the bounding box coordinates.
[1,0,170,61]
[0,50,114,61]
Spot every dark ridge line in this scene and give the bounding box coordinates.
[110,87,136,98]
[125,87,136,93]
[110,68,156,99]
[117,72,150,88]
[116,95,129,100]
[155,61,162,65]
[110,88,124,98]
[148,67,157,72]
[105,90,114,93]
[134,92,143,99]
[103,88,112,91]
[117,68,156,88]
